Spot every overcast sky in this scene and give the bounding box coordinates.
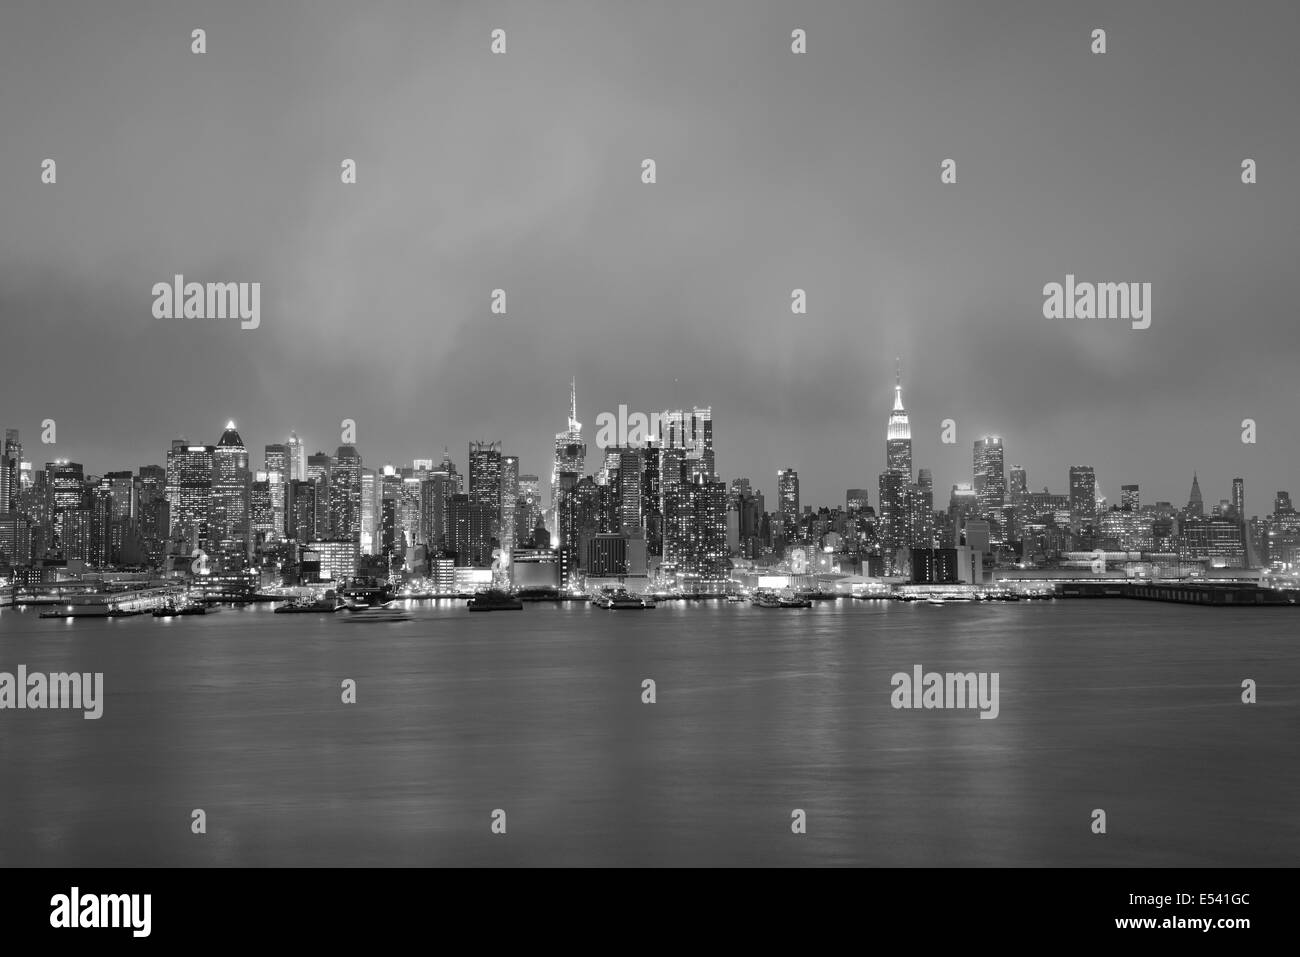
[2,0,1298,514]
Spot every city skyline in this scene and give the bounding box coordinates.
[2,2,1298,511]
[0,371,1286,519]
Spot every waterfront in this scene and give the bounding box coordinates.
[0,599,1296,867]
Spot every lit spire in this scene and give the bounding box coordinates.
[568,377,581,433]
[892,359,905,412]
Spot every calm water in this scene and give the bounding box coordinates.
[0,598,1296,867]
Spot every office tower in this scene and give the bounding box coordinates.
[846,489,869,518]
[1232,477,1245,517]
[659,407,714,483]
[468,441,503,513]
[137,464,168,562]
[379,498,397,560]
[778,468,800,527]
[250,474,274,539]
[360,469,378,555]
[420,468,458,554]
[617,448,643,532]
[329,445,362,539]
[210,422,252,552]
[1186,472,1204,518]
[286,480,317,542]
[1121,484,1140,511]
[878,471,910,557]
[43,459,84,552]
[500,454,519,555]
[909,478,935,550]
[0,450,8,516]
[0,513,31,566]
[3,429,20,512]
[886,363,912,480]
[1274,491,1292,515]
[307,451,332,537]
[448,494,494,568]
[973,436,1006,518]
[286,431,305,482]
[264,444,286,476]
[513,474,542,547]
[551,378,587,508]
[1009,466,1027,498]
[555,471,580,586]
[1069,466,1097,523]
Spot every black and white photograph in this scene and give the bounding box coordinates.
[0,0,1294,940]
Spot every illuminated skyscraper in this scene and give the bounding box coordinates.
[330,445,362,539]
[285,431,305,482]
[166,440,213,547]
[973,436,1006,518]
[1121,484,1140,511]
[211,421,252,551]
[500,454,519,555]
[468,441,503,513]
[551,378,586,508]
[1069,466,1097,523]
[886,362,912,480]
[3,429,20,512]
[778,468,800,527]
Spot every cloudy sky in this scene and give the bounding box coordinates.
[2,0,1297,513]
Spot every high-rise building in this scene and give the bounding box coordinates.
[1120,484,1140,511]
[360,468,378,555]
[973,436,1006,518]
[448,494,494,568]
[285,431,305,482]
[3,429,20,512]
[886,363,912,480]
[777,468,800,528]
[210,422,252,552]
[329,445,362,540]
[1069,466,1097,523]
[1009,466,1027,498]
[468,441,503,513]
[846,489,869,518]
[661,408,714,483]
[617,448,644,533]
[551,378,587,509]
[1232,477,1245,517]
[500,454,519,555]
[1186,472,1204,518]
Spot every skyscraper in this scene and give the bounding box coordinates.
[499,453,519,556]
[886,363,912,480]
[166,440,213,548]
[1186,472,1204,518]
[973,436,1006,518]
[1069,466,1097,523]
[551,378,586,509]
[3,429,20,512]
[285,431,305,482]
[329,445,362,539]
[1121,484,1140,511]
[211,422,252,552]
[618,447,644,532]
[778,468,800,528]
[468,441,503,512]
[1232,477,1245,517]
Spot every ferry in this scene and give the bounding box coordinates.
[467,589,524,611]
[338,577,395,608]
[591,587,654,609]
[152,600,207,617]
[339,602,412,623]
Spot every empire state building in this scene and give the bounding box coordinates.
[886,363,912,480]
